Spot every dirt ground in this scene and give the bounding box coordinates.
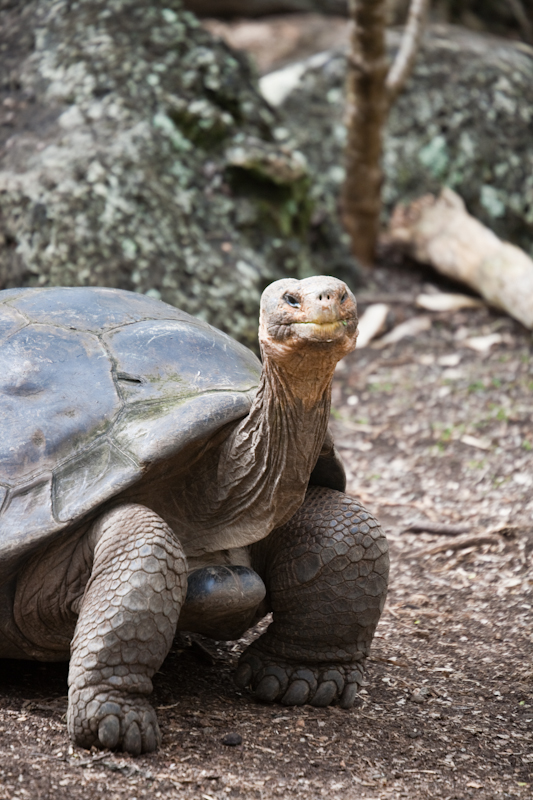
[0,259,532,799]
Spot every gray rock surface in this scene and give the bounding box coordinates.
[0,0,356,347]
[275,25,533,258]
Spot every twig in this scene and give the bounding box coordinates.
[414,533,503,557]
[356,291,416,305]
[368,655,409,668]
[74,752,110,768]
[403,520,472,536]
[354,492,441,519]
[386,0,430,104]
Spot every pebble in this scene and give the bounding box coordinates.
[221,733,242,746]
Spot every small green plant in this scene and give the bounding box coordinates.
[522,440,532,451]
[468,380,485,393]
[369,382,393,393]
[441,427,453,442]
[493,475,510,488]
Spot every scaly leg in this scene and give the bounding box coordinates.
[236,486,389,708]
[67,503,187,754]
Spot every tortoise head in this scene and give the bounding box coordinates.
[258,276,358,368]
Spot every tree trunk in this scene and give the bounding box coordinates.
[341,0,389,266]
[342,0,428,266]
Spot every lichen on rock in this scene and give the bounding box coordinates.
[0,0,357,347]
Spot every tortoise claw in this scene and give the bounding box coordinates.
[235,643,365,709]
[69,687,161,755]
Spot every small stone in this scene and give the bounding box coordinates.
[410,686,430,704]
[221,732,242,747]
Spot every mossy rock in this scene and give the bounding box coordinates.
[0,0,358,348]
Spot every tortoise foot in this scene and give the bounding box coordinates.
[68,686,161,755]
[235,643,365,709]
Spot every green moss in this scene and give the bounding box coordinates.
[168,99,235,149]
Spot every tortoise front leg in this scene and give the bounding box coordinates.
[236,486,389,707]
[68,504,187,754]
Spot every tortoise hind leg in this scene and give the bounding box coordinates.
[236,486,389,708]
[68,504,187,754]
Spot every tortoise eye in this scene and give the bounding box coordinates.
[284,293,301,308]
[340,291,348,304]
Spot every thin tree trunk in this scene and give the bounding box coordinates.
[342,0,429,266]
[341,0,389,267]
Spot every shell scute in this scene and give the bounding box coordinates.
[10,286,193,333]
[0,304,27,346]
[104,319,260,404]
[0,287,261,571]
[52,442,138,523]
[1,324,120,484]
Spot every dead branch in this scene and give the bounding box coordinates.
[388,187,533,329]
[403,521,472,536]
[386,0,430,103]
[415,533,503,557]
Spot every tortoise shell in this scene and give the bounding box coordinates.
[0,287,261,572]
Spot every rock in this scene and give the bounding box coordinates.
[274,24,533,259]
[0,1,357,347]
[221,732,243,746]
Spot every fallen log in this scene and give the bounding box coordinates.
[387,187,533,329]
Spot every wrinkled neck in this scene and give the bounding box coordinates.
[170,350,338,556]
[261,350,337,410]
[213,351,335,531]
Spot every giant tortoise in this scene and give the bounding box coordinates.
[0,276,389,755]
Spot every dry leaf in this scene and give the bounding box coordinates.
[356,303,390,348]
[463,333,503,352]
[460,434,492,450]
[375,315,431,347]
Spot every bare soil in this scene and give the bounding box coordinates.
[1,260,532,800]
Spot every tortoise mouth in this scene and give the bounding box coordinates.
[291,316,356,341]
